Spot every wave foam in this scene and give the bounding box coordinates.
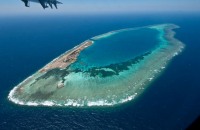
[8,92,139,107]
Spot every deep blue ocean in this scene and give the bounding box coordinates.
[0,13,200,129]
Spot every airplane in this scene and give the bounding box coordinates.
[21,0,62,9]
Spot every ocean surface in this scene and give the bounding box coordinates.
[0,13,200,129]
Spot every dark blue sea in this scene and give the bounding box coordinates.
[0,13,200,129]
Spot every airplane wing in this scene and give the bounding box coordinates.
[48,1,53,9]
[53,0,62,9]
[38,0,47,9]
[21,0,62,9]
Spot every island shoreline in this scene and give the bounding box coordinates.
[8,24,185,107]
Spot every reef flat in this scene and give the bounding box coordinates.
[8,24,184,107]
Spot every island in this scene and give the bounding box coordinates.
[39,40,93,72]
[8,24,184,107]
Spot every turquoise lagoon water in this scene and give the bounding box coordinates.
[71,28,158,70]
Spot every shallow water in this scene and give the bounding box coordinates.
[72,28,158,69]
